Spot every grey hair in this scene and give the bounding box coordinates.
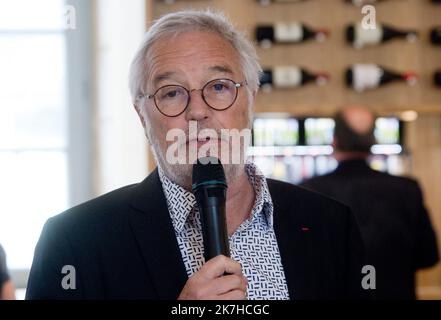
[128,9,262,103]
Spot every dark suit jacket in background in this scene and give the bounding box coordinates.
[26,169,368,300]
[301,159,439,300]
[0,244,10,289]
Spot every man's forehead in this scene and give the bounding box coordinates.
[152,29,233,50]
[149,33,238,63]
[146,31,241,86]
[151,65,235,85]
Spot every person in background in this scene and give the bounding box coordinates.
[0,243,16,300]
[300,105,439,299]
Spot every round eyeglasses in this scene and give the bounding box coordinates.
[137,78,247,117]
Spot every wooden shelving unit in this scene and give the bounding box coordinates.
[148,0,441,116]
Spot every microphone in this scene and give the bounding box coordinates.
[192,157,230,261]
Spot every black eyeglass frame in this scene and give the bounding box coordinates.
[136,78,247,117]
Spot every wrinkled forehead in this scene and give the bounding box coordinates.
[144,30,242,87]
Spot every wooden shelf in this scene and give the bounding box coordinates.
[148,0,441,113]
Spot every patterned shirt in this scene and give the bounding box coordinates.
[158,162,290,300]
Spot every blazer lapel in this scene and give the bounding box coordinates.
[128,169,188,299]
[268,180,319,299]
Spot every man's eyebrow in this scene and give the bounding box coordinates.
[153,71,176,87]
[152,65,234,88]
[209,65,234,75]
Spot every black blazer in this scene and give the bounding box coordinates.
[26,169,368,300]
[301,159,439,299]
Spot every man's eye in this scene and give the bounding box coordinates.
[162,90,180,99]
[213,83,226,91]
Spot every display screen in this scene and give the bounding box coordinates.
[375,117,400,145]
[254,116,401,147]
[304,118,335,145]
[253,118,299,146]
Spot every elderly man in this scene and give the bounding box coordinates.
[301,106,439,299]
[27,10,367,300]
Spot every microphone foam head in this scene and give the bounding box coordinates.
[192,157,227,191]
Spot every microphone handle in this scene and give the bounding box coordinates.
[200,204,230,261]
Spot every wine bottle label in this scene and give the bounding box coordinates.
[259,0,304,5]
[274,23,304,42]
[352,64,383,91]
[273,66,302,87]
[354,23,383,48]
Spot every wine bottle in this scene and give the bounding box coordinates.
[258,0,306,5]
[435,71,441,87]
[256,23,329,48]
[346,23,417,48]
[260,66,329,91]
[345,64,417,92]
[345,0,389,6]
[430,27,441,46]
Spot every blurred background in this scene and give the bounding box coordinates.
[0,0,440,299]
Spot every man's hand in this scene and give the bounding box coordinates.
[178,255,248,300]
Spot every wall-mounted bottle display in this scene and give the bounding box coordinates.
[346,64,418,92]
[346,23,417,49]
[260,66,328,91]
[256,23,329,48]
[430,27,441,46]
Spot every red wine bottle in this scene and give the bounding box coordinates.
[260,66,329,91]
[346,23,417,48]
[258,0,306,5]
[345,0,390,6]
[346,64,417,92]
[256,23,329,48]
[430,27,441,45]
[435,71,441,87]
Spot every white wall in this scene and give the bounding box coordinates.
[94,0,148,195]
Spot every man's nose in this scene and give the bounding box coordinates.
[185,89,210,122]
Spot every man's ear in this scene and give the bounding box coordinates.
[133,103,147,129]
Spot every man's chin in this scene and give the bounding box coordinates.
[159,159,244,190]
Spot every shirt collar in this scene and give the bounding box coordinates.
[246,162,274,229]
[158,166,196,233]
[158,162,274,233]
